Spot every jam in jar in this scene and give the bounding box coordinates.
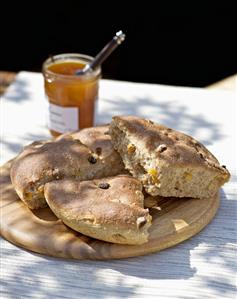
[43,53,101,137]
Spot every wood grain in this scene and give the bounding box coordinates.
[0,71,16,95]
[0,159,220,260]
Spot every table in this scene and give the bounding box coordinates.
[1,72,236,298]
[1,72,236,95]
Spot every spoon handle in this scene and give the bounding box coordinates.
[88,30,126,71]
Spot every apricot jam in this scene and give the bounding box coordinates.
[42,54,101,137]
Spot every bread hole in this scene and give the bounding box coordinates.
[136,216,147,229]
[199,153,204,159]
[95,147,102,155]
[155,144,167,154]
[74,138,82,144]
[146,119,154,124]
[193,141,201,149]
[112,233,126,241]
[27,183,35,193]
[88,155,97,164]
[98,182,110,189]
[52,168,63,180]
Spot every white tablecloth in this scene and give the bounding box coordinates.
[1,72,236,298]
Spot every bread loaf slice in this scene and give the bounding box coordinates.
[109,116,230,199]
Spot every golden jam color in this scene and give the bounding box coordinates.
[43,57,100,137]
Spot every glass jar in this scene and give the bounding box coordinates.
[42,53,101,137]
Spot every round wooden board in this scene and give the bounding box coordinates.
[0,160,219,260]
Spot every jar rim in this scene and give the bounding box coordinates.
[42,53,101,80]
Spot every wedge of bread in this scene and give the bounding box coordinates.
[109,116,230,199]
[44,175,152,245]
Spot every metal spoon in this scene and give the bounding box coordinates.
[75,30,126,76]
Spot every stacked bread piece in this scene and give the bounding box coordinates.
[10,116,230,245]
